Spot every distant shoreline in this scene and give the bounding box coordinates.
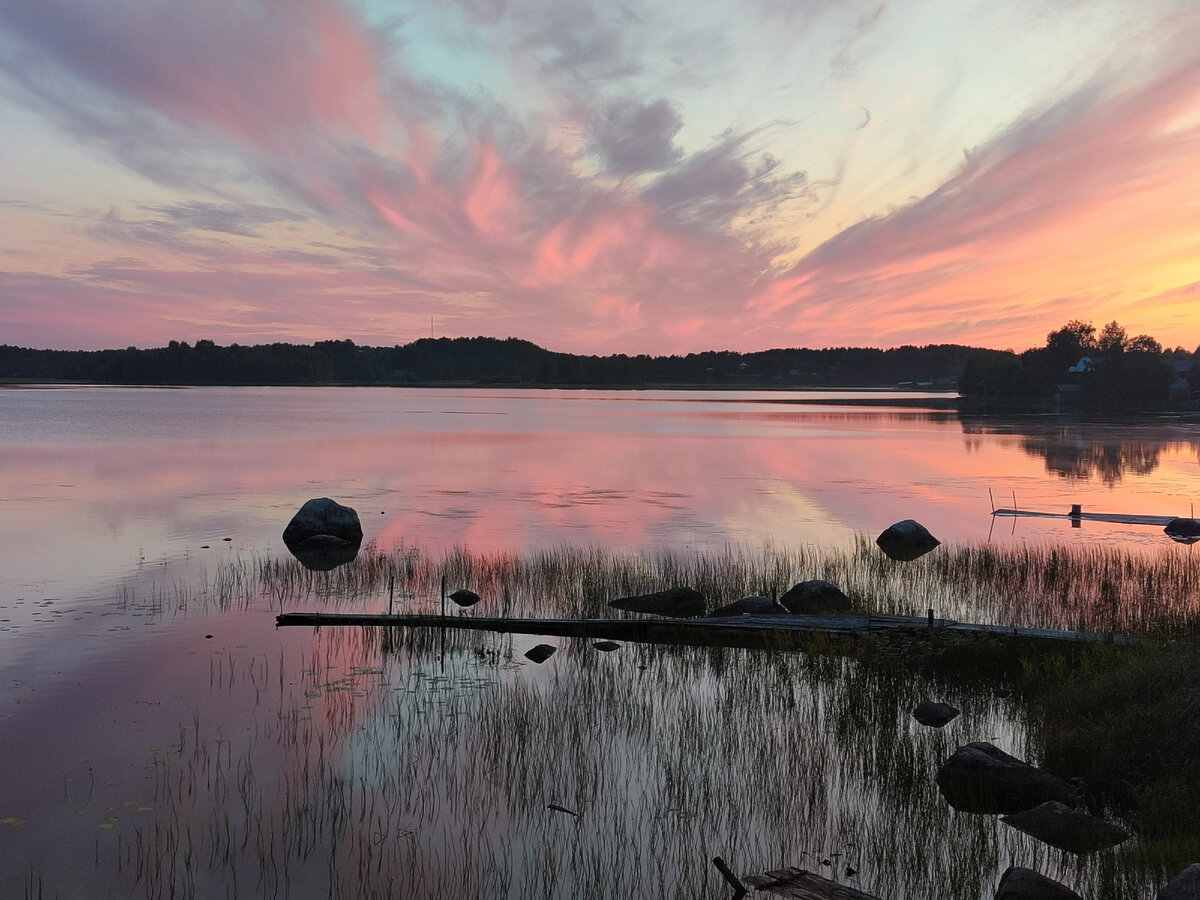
[0,378,961,406]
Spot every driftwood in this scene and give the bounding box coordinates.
[743,867,883,899]
[275,611,1142,649]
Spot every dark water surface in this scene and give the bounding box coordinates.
[1,386,1198,898]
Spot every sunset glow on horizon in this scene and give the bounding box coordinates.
[2,0,1199,355]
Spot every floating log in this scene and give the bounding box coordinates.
[743,867,883,899]
[275,611,1142,648]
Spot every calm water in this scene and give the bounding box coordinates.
[2,386,1199,899]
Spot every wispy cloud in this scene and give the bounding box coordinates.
[0,0,1198,352]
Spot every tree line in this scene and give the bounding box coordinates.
[959,320,1198,412]
[4,326,1194,408]
[0,337,1000,389]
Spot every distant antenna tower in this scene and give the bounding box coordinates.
[430,315,434,338]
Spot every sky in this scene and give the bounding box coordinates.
[1,0,1199,355]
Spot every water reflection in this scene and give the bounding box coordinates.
[3,387,1200,607]
[285,534,362,570]
[960,419,1200,487]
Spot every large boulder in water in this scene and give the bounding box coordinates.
[1165,518,1200,545]
[1158,864,1200,899]
[936,742,1076,814]
[778,579,852,614]
[1001,801,1130,853]
[708,595,785,617]
[283,498,363,547]
[876,519,940,561]
[994,866,1081,899]
[610,587,706,618]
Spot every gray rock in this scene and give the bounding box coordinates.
[875,519,940,561]
[995,866,1081,899]
[524,644,556,664]
[283,498,363,547]
[449,589,482,608]
[1165,518,1200,545]
[609,587,706,618]
[1158,864,1200,899]
[1001,801,1130,853]
[913,700,960,728]
[778,579,852,614]
[936,742,1076,814]
[708,595,785,617]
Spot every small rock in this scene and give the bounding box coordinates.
[609,587,706,618]
[876,519,940,561]
[1165,518,1200,545]
[1001,801,1130,853]
[524,644,556,664]
[593,641,621,652]
[708,595,784,617]
[936,742,1076,814]
[449,589,482,608]
[778,580,852,614]
[913,700,960,728]
[1158,863,1200,899]
[995,866,1081,899]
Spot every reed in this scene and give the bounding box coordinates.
[246,537,1200,638]
[42,537,1196,899]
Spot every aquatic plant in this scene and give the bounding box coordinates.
[245,537,1200,639]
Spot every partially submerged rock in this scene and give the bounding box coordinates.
[283,498,363,546]
[708,595,784,617]
[778,579,852,614]
[449,589,482,608]
[1001,801,1130,853]
[913,700,960,728]
[875,519,940,562]
[936,742,1075,814]
[1165,517,1200,545]
[524,644,556,664]
[593,641,621,652]
[609,587,706,618]
[1158,864,1200,899]
[994,866,1081,899]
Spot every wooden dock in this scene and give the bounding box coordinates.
[275,610,1142,648]
[992,506,1175,526]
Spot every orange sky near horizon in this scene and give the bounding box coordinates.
[1,0,1198,355]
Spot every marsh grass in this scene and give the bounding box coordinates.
[247,537,1200,638]
[52,537,1198,899]
[90,623,1072,900]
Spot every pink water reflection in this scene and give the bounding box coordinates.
[2,387,1200,603]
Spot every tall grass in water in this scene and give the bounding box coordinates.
[253,538,1200,638]
[47,538,1199,900]
[87,620,1107,900]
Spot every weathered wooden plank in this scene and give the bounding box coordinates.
[993,507,1175,526]
[275,611,1142,647]
[743,867,884,899]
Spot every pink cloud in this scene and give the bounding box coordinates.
[2,1,1199,354]
[755,52,1200,350]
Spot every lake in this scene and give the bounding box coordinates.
[1,386,1198,899]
